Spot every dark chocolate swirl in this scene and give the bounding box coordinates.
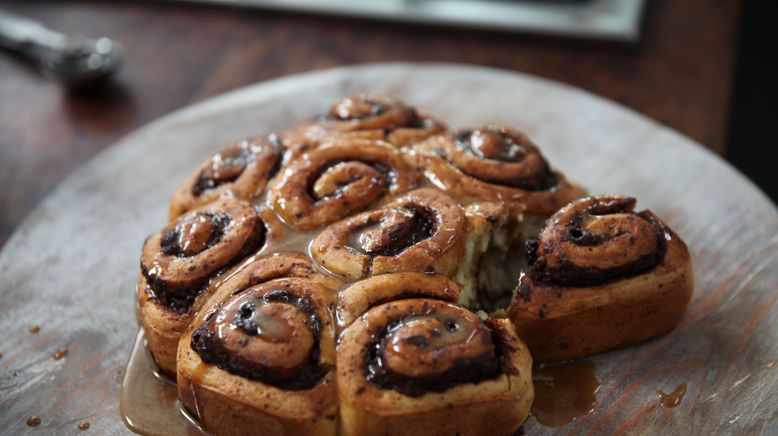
[270,139,418,230]
[524,195,670,287]
[311,188,466,280]
[140,199,271,313]
[190,277,333,390]
[169,135,282,220]
[362,299,501,397]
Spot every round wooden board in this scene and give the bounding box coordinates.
[1,63,776,435]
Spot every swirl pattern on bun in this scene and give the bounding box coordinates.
[508,195,694,361]
[271,139,418,230]
[169,136,282,220]
[311,188,466,280]
[416,126,585,215]
[177,253,339,435]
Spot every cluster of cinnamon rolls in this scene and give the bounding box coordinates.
[136,95,693,435]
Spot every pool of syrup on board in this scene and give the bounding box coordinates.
[120,329,606,434]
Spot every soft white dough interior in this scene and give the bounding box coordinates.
[455,213,547,311]
[454,221,493,308]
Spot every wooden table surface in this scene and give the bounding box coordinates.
[0,0,741,249]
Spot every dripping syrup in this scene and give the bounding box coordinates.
[656,383,687,408]
[119,330,207,435]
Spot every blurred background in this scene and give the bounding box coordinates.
[0,0,774,249]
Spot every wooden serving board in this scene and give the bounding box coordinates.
[0,63,776,435]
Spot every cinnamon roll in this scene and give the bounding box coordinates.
[169,135,282,220]
[138,199,282,375]
[282,94,445,157]
[338,295,533,436]
[310,188,466,280]
[508,195,694,361]
[177,266,338,436]
[416,125,585,217]
[270,139,419,230]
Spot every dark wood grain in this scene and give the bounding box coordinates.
[0,0,741,248]
[0,64,775,435]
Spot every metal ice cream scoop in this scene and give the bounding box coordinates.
[0,9,121,86]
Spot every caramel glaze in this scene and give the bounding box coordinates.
[364,302,503,397]
[523,196,669,289]
[190,287,329,390]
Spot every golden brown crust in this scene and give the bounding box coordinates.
[337,299,533,436]
[310,188,466,280]
[508,195,694,361]
[282,94,445,158]
[270,139,419,230]
[169,136,282,220]
[177,256,339,436]
[415,126,586,215]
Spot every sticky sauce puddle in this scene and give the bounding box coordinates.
[119,330,207,435]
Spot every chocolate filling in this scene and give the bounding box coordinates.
[526,211,669,287]
[143,219,268,313]
[364,310,502,397]
[356,206,435,258]
[190,289,330,390]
